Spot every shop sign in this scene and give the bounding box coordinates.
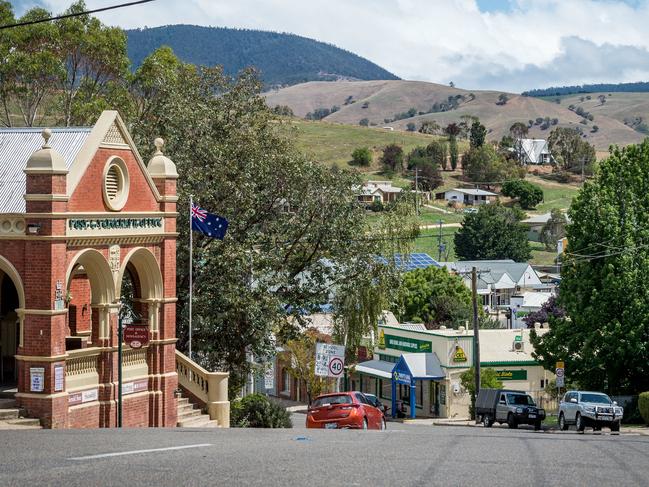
[452,344,468,363]
[378,329,386,349]
[384,334,431,353]
[393,370,412,385]
[67,217,164,237]
[495,369,528,381]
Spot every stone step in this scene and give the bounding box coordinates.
[176,397,189,406]
[177,415,218,428]
[0,409,20,420]
[177,408,202,420]
[5,418,41,427]
[177,402,196,414]
[0,389,16,399]
[0,398,17,409]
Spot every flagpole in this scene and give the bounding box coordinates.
[189,194,193,360]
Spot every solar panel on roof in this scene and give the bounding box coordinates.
[376,253,440,271]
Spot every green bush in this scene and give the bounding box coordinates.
[501,179,544,209]
[351,147,372,166]
[639,392,649,425]
[230,394,293,428]
[368,200,384,212]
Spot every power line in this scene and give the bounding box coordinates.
[0,0,157,30]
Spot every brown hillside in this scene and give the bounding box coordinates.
[265,80,643,150]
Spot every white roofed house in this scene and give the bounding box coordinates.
[357,180,402,205]
[517,139,554,165]
[435,188,498,206]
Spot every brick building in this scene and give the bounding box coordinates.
[0,111,179,428]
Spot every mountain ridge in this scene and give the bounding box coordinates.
[126,25,399,88]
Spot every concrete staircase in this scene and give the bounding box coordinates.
[176,396,219,428]
[0,391,41,429]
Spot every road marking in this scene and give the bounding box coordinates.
[68,443,213,460]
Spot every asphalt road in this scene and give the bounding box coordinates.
[0,420,647,487]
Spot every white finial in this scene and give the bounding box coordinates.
[42,128,52,148]
[154,137,164,155]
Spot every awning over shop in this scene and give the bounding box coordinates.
[354,359,394,379]
[398,353,445,380]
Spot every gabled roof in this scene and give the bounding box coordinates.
[396,353,445,380]
[0,111,163,214]
[0,127,91,213]
[443,260,540,290]
[520,139,551,164]
[443,188,498,197]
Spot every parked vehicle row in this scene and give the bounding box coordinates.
[476,388,623,434]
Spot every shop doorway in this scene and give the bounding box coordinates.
[0,272,20,385]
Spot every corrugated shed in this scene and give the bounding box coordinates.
[0,127,91,213]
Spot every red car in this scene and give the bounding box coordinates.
[306,391,386,430]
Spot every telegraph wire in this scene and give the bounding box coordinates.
[0,0,157,30]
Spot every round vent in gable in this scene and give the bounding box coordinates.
[102,157,130,211]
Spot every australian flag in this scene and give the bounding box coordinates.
[191,203,228,240]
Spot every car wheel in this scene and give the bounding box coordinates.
[483,415,493,428]
[576,413,585,432]
[610,421,620,433]
[559,413,569,431]
[534,421,542,431]
[507,413,518,429]
[362,418,368,430]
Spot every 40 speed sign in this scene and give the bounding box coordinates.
[315,342,346,378]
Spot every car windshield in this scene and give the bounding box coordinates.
[507,393,535,406]
[580,393,611,404]
[312,395,352,407]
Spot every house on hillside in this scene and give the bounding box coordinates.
[357,180,402,205]
[516,139,554,165]
[435,188,498,206]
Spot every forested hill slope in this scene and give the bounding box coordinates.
[126,25,399,87]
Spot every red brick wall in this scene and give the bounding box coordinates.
[68,274,91,336]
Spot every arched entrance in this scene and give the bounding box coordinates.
[116,248,163,332]
[65,249,115,348]
[0,257,25,386]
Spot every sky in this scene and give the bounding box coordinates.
[10,0,649,93]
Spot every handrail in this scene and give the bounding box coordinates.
[175,350,229,428]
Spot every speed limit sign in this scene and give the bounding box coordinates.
[315,343,346,378]
[555,367,565,387]
[329,357,344,377]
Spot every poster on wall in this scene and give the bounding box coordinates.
[30,367,45,392]
[54,365,64,392]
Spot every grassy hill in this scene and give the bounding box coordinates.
[266,80,644,150]
[126,26,399,88]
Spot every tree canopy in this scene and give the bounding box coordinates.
[531,142,649,395]
[501,180,544,210]
[548,127,596,175]
[462,145,524,184]
[454,203,531,261]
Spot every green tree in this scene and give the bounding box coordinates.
[419,120,439,134]
[531,142,649,395]
[406,122,416,132]
[469,120,487,149]
[397,266,472,328]
[460,367,503,419]
[284,330,333,405]
[462,145,524,184]
[351,147,372,166]
[381,143,404,173]
[501,179,544,209]
[359,118,369,126]
[130,57,416,396]
[426,140,448,171]
[454,203,531,261]
[548,127,596,175]
[539,209,568,251]
[449,137,459,171]
[496,93,509,105]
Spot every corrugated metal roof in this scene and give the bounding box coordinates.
[0,127,91,213]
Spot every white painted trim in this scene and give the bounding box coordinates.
[68,444,213,461]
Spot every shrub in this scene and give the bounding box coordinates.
[639,392,649,425]
[406,122,416,132]
[369,200,384,212]
[230,393,292,428]
[351,147,372,166]
[359,118,369,127]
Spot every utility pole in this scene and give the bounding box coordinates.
[414,167,420,216]
[472,266,481,423]
[437,220,443,262]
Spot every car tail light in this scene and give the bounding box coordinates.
[339,404,360,410]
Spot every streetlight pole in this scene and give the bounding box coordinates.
[472,266,481,423]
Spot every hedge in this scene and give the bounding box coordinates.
[639,392,649,425]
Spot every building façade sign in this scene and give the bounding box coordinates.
[495,369,528,381]
[380,333,432,353]
[67,217,164,237]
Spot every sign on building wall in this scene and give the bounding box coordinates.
[30,367,45,392]
[452,344,468,363]
[495,369,528,381]
[54,364,64,392]
[382,334,432,353]
[315,342,345,378]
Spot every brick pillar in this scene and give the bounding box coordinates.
[16,130,70,428]
[147,138,178,427]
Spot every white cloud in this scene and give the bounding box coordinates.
[24,0,649,92]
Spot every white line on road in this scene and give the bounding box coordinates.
[68,443,213,461]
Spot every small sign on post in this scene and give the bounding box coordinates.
[555,361,565,389]
[315,342,345,378]
[123,325,149,349]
